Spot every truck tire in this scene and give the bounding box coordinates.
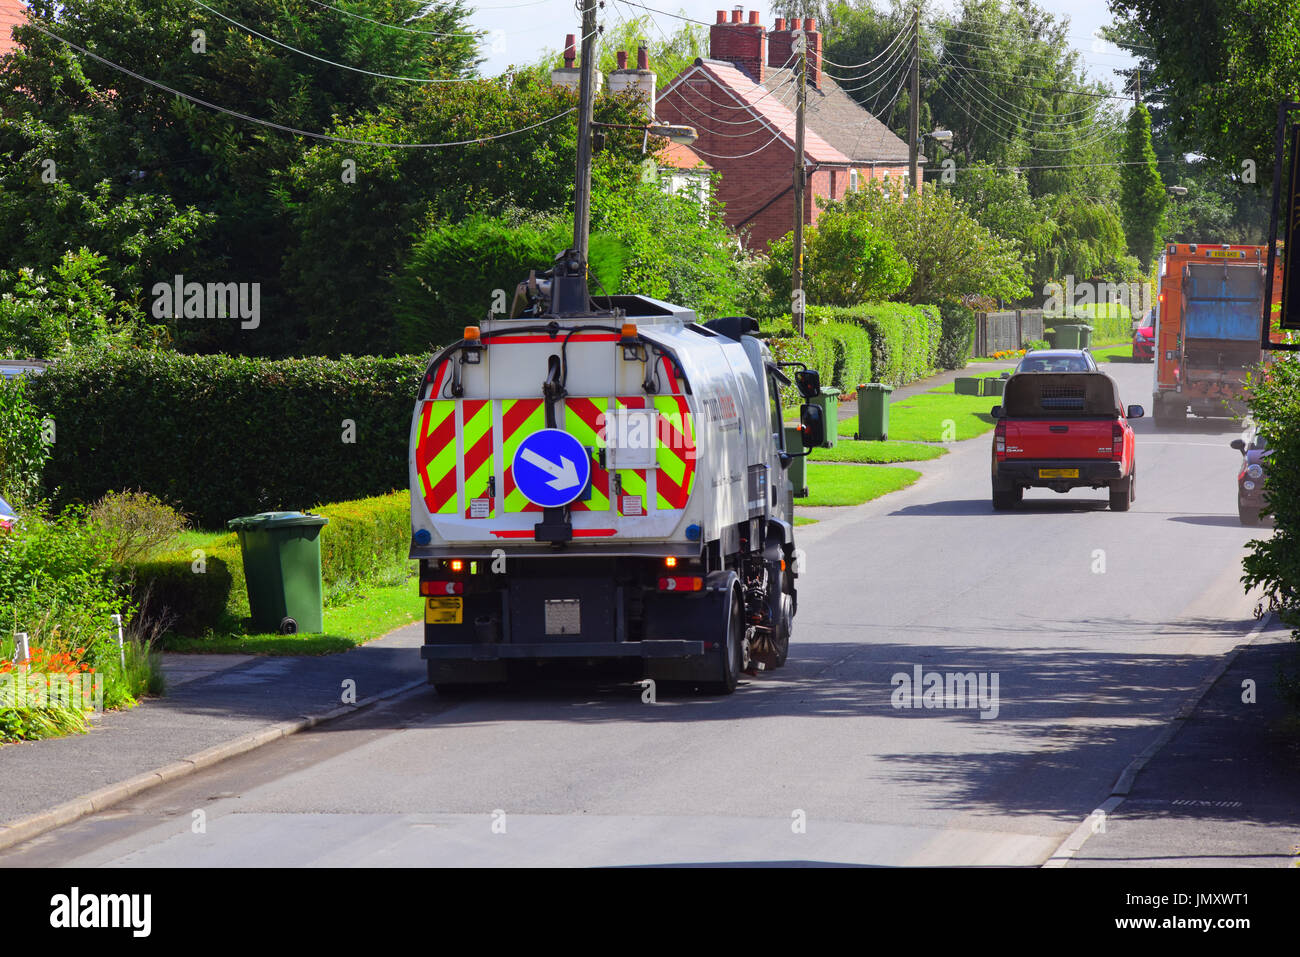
[1153,399,1184,428]
[991,479,1021,511]
[703,586,744,695]
[771,570,793,668]
[1110,473,1133,511]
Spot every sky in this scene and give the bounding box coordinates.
[468,0,1139,89]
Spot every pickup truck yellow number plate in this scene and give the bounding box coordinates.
[425,597,463,624]
[1039,468,1079,478]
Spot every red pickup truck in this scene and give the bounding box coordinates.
[990,372,1143,511]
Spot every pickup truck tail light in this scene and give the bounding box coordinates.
[995,421,1006,460]
[1111,422,1124,460]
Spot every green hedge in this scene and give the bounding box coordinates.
[131,492,411,637]
[936,301,976,370]
[27,351,426,528]
[1062,302,1133,343]
[808,303,942,387]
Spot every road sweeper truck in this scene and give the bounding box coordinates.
[408,253,825,694]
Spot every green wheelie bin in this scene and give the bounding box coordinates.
[810,386,841,448]
[855,382,893,441]
[228,511,329,634]
[784,426,808,498]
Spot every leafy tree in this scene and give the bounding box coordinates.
[277,76,648,355]
[763,201,912,307]
[1119,103,1167,269]
[841,181,1030,304]
[947,163,1055,288]
[1241,355,1300,657]
[0,0,481,354]
[0,249,153,359]
[0,376,50,507]
[1107,0,1298,181]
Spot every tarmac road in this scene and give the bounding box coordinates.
[2,358,1287,867]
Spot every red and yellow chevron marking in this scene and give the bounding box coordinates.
[461,398,494,519]
[501,398,546,513]
[614,396,648,515]
[416,398,458,515]
[564,397,609,512]
[654,394,696,511]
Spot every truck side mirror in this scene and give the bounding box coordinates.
[799,403,826,448]
[1127,405,1145,419]
[990,405,1003,418]
[1230,438,1246,452]
[795,369,821,400]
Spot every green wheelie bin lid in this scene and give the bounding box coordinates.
[228,511,329,530]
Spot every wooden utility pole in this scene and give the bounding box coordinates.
[908,3,919,193]
[793,28,807,337]
[573,0,598,267]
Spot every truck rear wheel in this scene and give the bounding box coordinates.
[992,480,1021,511]
[703,587,744,695]
[1110,472,1133,511]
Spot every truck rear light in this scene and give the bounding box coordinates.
[421,580,464,596]
[1111,423,1124,460]
[659,576,703,592]
[994,421,1006,459]
[449,559,464,572]
[664,556,678,568]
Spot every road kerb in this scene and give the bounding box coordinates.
[1042,611,1275,867]
[0,677,428,855]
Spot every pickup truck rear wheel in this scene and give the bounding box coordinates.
[1110,472,1133,511]
[991,480,1021,511]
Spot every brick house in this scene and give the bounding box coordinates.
[656,8,920,249]
[0,0,25,59]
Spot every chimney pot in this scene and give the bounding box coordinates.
[616,50,628,69]
[731,8,742,23]
[637,45,649,70]
[563,34,576,68]
[716,10,726,23]
[804,18,817,32]
[774,17,785,30]
[748,10,759,23]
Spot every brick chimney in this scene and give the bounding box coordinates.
[551,33,603,93]
[768,16,821,87]
[608,45,657,119]
[709,7,766,83]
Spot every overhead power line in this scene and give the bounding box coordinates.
[190,0,474,83]
[820,20,911,72]
[27,21,575,149]
[304,0,482,37]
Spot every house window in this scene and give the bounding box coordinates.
[831,170,837,195]
[850,169,860,192]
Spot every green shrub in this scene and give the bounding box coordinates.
[936,301,976,370]
[127,492,412,639]
[27,351,427,528]
[761,333,814,407]
[809,303,942,387]
[88,490,188,565]
[0,507,136,707]
[0,374,50,506]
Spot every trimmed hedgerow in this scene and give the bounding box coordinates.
[808,303,943,387]
[26,350,426,528]
[129,492,411,638]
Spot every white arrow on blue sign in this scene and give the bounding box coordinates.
[511,428,591,508]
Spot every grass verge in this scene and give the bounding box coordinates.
[793,515,819,526]
[162,578,420,655]
[838,391,998,443]
[800,463,922,506]
[809,439,946,463]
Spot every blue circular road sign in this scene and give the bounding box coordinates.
[511,428,591,509]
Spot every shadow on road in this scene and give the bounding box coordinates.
[1168,515,1251,528]
[890,498,1111,517]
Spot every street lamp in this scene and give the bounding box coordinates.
[591,121,698,147]
[1167,185,1188,196]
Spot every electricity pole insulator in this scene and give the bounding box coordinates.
[793,30,807,338]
